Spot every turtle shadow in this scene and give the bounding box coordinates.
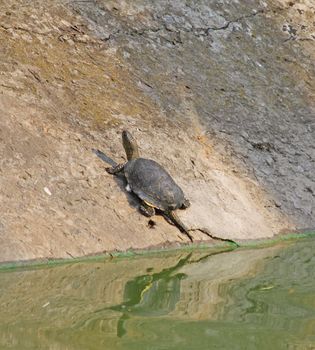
[111,173,140,210]
[93,148,141,210]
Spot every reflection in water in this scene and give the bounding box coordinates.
[1,239,315,349]
[78,250,223,338]
[108,253,191,337]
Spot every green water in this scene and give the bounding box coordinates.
[1,239,315,349]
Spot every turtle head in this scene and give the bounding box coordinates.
[122,130,139,161]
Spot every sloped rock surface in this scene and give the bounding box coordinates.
[0,0,314,261]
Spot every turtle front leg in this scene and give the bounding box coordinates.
[106,163,125,175]
[139,202,155,217]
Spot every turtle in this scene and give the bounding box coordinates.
[106,130,193,242]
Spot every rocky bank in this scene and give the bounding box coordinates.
[0,0,314,262]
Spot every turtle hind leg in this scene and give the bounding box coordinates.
[139,202,155,217]
[165,211,193,242]
[162,213,175,226]
[106,163,125,175]
[180,198,190,209]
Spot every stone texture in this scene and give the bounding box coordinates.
[0,0,314,262]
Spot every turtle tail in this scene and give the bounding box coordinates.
[166,211,193,242]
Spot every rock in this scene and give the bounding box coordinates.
[0,0,314,262]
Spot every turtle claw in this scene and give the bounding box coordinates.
[106,163,125,175]
[106,167,115,174]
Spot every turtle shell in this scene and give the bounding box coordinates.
[124,158,185,211]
